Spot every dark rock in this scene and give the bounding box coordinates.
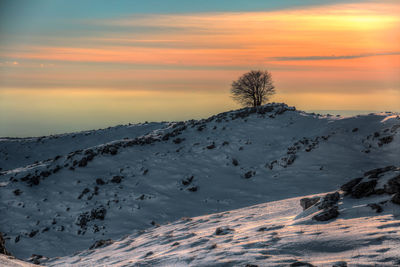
[332,261,347,267]
[318,192,340,210]
[378,136,394,146]
[111,176,123,183]
[367,203,383,213]
[13,189,22,196]
[197,125,206,131]
[392,193,400,205]
[78,157,88,167]
[364,166,396,178]
[245,264,258,267]
[313,206,339,221]
[0,232,11,255]
[232,158,239,166]
[182,176,194,186]
[29,175,40,186]
[173,137,185,144]
[244,171,255,179]
[206,143,216,149]
[29,230,39,238]
[385,175,400,194]
[96,178,105,185]
[144,251,153,257]
[40,171,51,178]
[290,261,315,267]
[89,239,114,249]
[222,141,229,146]
[53,165,61,173]
[91,206,107,220]
[187,186,198,192]
[341,177,363,193]
[29,254,44,265]
[352,128,358,132]
[300,196,320,210]
[351,180,377,198]
[78,188,90,199]
[215,226,234,235]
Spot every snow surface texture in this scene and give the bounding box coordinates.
[0,103,399,266]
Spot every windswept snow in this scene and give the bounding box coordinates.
[0,103,399,266]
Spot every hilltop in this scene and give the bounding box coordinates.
[0,103,399,266]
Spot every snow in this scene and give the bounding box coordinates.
[0,103,399,266]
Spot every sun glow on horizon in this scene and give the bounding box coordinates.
[0,1,399,136]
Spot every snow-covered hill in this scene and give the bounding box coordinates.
[1,103,399,266]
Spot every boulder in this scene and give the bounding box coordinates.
[385,175,400,194]
[341,177,363,194]
[351,180,377,198]
[318,192,340,210]
[300,197,320,210]
[313,206,339,221]
[391,193,400,205]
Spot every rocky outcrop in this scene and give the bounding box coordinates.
[0,232,11,255]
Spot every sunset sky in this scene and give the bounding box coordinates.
[0,0,399,136]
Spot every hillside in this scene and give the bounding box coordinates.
[0,103,399,266]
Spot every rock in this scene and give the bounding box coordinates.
[318,192,340,210]
[206,143,216,149]
[91,206,107,220]
[391,193,400,205]
[29,230,39,238]
[78,157,88,167]
[341,177,363,194]
[29,175,40,186]
[13,189,22,196]
[352,128,358,132]
[290,261,315,267]
[385,175,400,194]
[332,261,347,267]
[364,166,396,178]
[300,196,320,210]
[29,254,45,265]
[215,226,234,235]
[378,136,394,146]
[245,264,258,267]
[232,158,239,166]
[313,206,339,221]
[0,232,11,255]
[144,251,153,257]
[187,186,198,192]
[173,138,184,144]
[78,188,90,199]
[244,171,255,179]
[351,180,377,198]
[111,176,123,183]
[89,239,114,249]
[181,176,194,186]
[96,178,105,185]
[367,203,383,213]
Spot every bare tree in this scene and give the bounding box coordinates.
[231,70,275,107]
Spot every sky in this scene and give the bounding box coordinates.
[0,0,399,137]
